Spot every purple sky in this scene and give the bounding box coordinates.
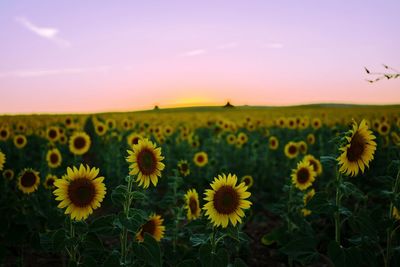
[1,1,400,114]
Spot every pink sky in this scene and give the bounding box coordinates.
[1,1,399,114]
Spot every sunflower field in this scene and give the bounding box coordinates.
[1,105,400,267]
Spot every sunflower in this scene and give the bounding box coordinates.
[393,207,400,220]
[303,188,316,205]
[44,174,58,190]
[46,126,60,142]
[269,136,279,150]
[378,121,390,136]
[284,141,299,159]
[126,138,165,188]
[106,119,116,130]
[237,132,248,145]
[14,134,27,149]
[3,169,14,180]
[127,132,143,147]
[301,208,312,217]
[226,134,236,145]
[53,164,106,221]
[303,155,323,176]
[94,122,107,136]
[184,189,201,220]
[69,132,91,155]
[240,175,254,188]
[307,133,316,145]
[291,161,316,191]
[0,151,5,171]
[46,148,62,168]
[337,119,377,177]
[177,160,190,177]
[193,151,208,167]
[298,141,308,154]
[163,125,174,136]
[0,126,10,141]
[203,173,252,228]
[136,214,165,242]
[17,169,40,194]
[311,118,322,130]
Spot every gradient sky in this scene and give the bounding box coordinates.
[1,1,400,114]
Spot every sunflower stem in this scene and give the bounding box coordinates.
[334,170,342,245]
[385,167,400,267]
[69,219,77,264]
[211,227,218,254]
[121,175,134,265]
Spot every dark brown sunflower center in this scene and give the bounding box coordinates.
[66,118,72,125]
[98,126,104,132]
[137,149,157,175]
[17,137,24,144]
[180,163,188,172]
[271,140,276,146]
[243,177,251,186]
[46,178,55,187]
[381,126,388,133]
[5,171,12,179]
[189,197,198,214]
[0,130,7,137]
[297,168,310,184]
[68,178,96,207]
[309,160,319,172]
[21,172,37,187]
[141,219,156,237]
[74,137,86,149]
[50,153,59,164]
[197,155,204,163]
[49,129,57,139]
[347,132,365,162]
[288,145,297,155]
[132,137,139,145]
[213,186,240,214]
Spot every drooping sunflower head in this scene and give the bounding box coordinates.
[291,161,316,191]
[17,168,40,194]
[136,214,165,242]
[0,151,5,171]
[303,155,323,176]
[184,189,201,220]
[203,173,252,228]
[44,174,58,190]
[126,138,165,188]
[46,148,62,168]
[177,160,190,177]
[337,119,377,177]
[69,132,91,156]
[14,134,27,149]
[53,164,106,221]
[269,136,279,150]
[298,141,308,154]
[240,175,254,188]
[193,151,208,167]
[284,141,299,159]
[46,126,60,142]
[3,169,14,180]
[307,133,316,145]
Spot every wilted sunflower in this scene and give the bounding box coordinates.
[303,155,323,176]
[184,189,201,220]
[177,160,190,177]
[44,174,58,190]
[0,126,10,141]
[3,169,14,180]
[126,138,165,188]
[240,175,254,188]
[17,169,40,194]
[291,161,316,191]
[46,126,60,142]
[203,173,252,228]
[14,134,27,149]
[46,148,62,168]
[284,142,299,159]
[0,151,5,171]
[193,151,208,167]
[136,214,165,242]
[298,141,308,154]
[337,119,377,177]
[53,164,106,221]
[69,132,91,155]
[269,136,279,150]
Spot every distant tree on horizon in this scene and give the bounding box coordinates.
[365,64,400,83]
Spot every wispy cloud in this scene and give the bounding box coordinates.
[181,49,206,57]
[0,66,110,78]
[15,17,71,47]
[264,42,284,49]
[217,42,238,49]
